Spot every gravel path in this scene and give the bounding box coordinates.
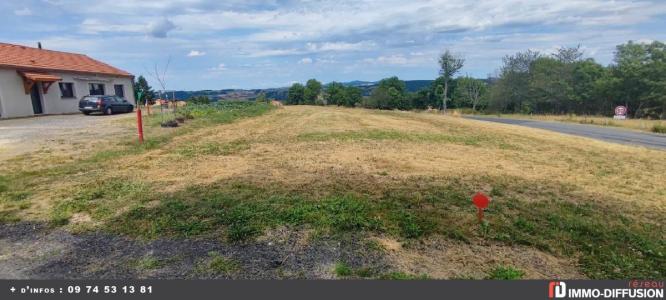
[465,116,666,150]
[0,113,134,160]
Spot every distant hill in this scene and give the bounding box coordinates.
[169,79,435,101]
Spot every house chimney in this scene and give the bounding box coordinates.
[37,42,42,49]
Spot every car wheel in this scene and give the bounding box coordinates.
[83,111,91,115]
[105,107,113,115]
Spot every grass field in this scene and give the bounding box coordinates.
[1,103,664,279]
[482,113,666,133]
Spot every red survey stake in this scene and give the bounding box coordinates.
[472,192,490,223]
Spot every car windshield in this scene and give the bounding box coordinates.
[82,96,100,102]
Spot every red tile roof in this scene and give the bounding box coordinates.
[0,42,132,77]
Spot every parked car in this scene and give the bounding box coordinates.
[79,95,134,115]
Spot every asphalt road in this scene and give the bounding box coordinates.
[465,116,666,150]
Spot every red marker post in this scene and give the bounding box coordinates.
[472,192,490,223]
[136,107,144,143]
[136,91,144,144]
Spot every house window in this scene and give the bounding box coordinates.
[59,82,75,98]
[89,83,105,95]
[114,84,125,98]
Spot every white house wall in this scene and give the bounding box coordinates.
[0,68,135,118]
[0,68,34,118]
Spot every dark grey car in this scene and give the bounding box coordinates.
[79,95,134,115]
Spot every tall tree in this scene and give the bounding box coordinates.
[455,76,487,111]
[489,50,541,113]
[287,83,305,105]
[304,79,322,105]
[343,86,363,107]
[134,75,155,105]
[325,82,345,106]
[612,41,666,118]
[438,50,464,113]
[367,77,407,109]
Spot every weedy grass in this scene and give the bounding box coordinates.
[652,124,666,134]
[298,129,488,146]
[334,262,353,277]
[50,179,151,226]
[486,265,525,280]
[195,252,240,276]
[104,178,664,279]
[133,255,168,270]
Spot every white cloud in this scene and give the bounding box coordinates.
[305,41,375,52]
[79,18,145,34]
[363,53,434,66]
[242,48,303,58]
[14,7,32,16]
[187,50,206,57]
[148,18,176,38]
[298,57,313,64]
[209,63,227,71]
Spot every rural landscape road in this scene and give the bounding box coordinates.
[465,116,666,150]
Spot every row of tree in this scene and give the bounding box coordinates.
[286,75,487,111]
[285,40,665,119]
[489,41,666,118]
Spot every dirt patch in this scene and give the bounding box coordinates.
[375,236,585,279]
[0,222,389,279]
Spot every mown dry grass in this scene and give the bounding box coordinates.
[1,105,664,279]
[486,113,666,133]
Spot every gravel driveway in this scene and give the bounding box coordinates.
[0,113,134,160]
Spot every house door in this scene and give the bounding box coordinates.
[30,83,43,114]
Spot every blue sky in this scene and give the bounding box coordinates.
[1,0,665,90]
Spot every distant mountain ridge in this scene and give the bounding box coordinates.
[169,80,435,101]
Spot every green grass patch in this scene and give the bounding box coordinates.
[176,139,251,157]
[334,262,353,277]
[112,186,385,242]
[333,262,381,278]
[488,198,665,279]
[107,178,664,279]
[486,265,525,280]
[298,129,486,146]
[133,255,168,270]
[0,210,21,223]
[50,179,151,226]
[196,252,239,276]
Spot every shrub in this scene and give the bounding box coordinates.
[486,266,525,279]
[651,124,666,134]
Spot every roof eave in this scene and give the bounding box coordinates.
[0,64,133,78]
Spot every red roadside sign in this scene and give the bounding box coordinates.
[615,106,627,116]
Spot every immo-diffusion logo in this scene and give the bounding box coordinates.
[548,281,664,299]
[549,281,566,298]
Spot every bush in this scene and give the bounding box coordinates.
[188,96,210,105]
[651,124,666,134]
